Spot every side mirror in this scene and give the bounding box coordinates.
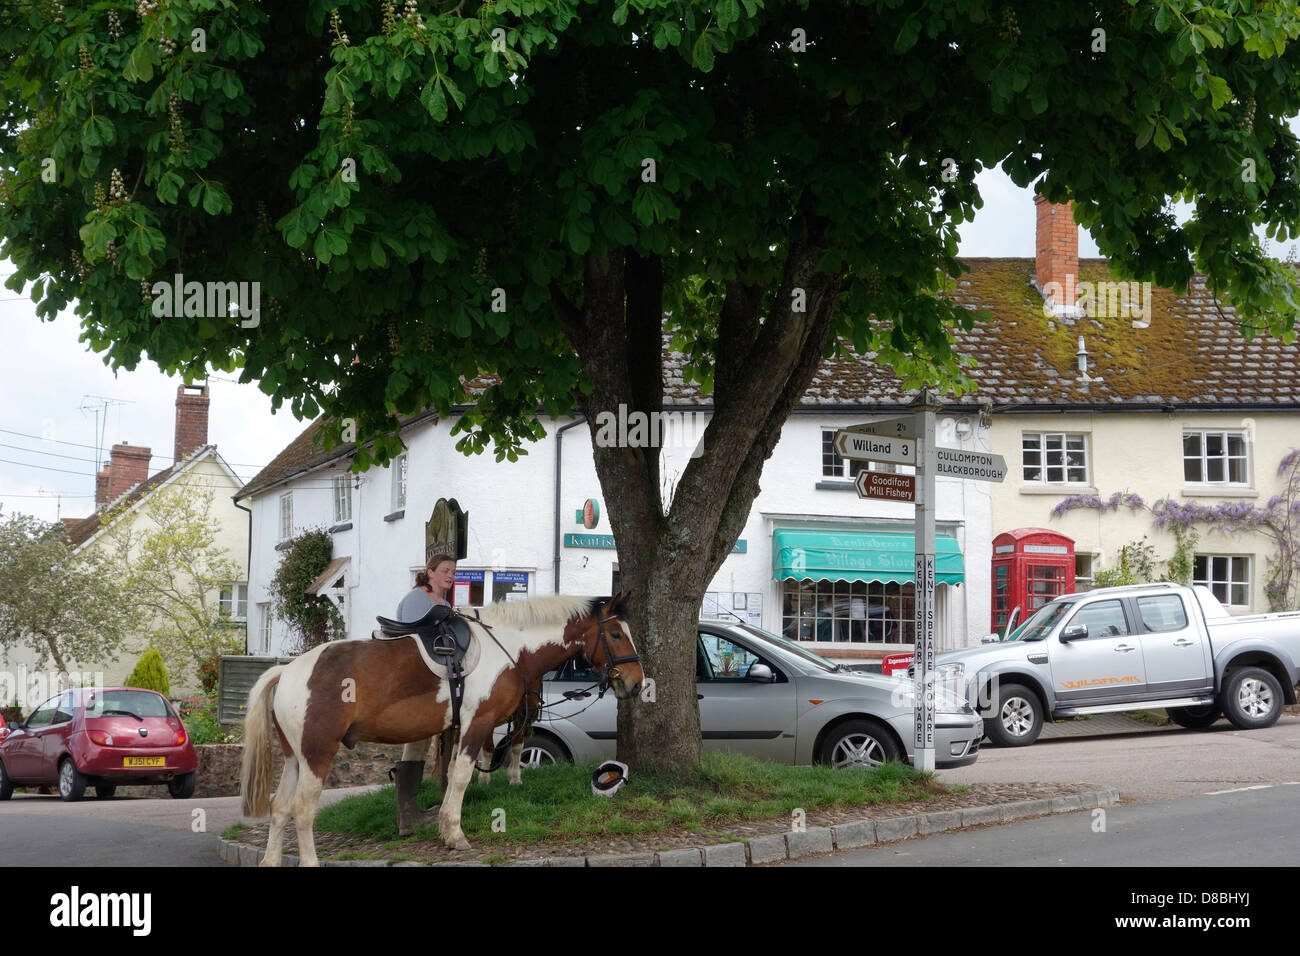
[747,663,775,683]
[1060,624,1088,643]
[980,633,1001,644]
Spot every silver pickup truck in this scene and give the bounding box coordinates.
[935,583,1300,746]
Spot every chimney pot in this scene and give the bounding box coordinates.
[1035,195,1079,314]
[174,383,211,463]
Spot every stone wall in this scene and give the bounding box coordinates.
[113,742,410,799]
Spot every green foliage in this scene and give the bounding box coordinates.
[178,692,240,744]
[0,508,132,673]
[1094,537,1160,588]
[126,647,171,696]
[3,0,1299,466]
[269,529,344,654]
[1167,525,1199,586]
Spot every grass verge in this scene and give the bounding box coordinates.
[313,752,947,847]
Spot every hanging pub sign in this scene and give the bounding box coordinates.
[426,497,469,562]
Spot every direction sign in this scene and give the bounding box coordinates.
[834,430,916,465]
[855,470,916,503]
[935,447,1007,482]
[840,415,918,440]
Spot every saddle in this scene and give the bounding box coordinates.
[373,605,480,680]
[372,606,481,737]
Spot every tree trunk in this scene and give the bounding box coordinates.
[556,205,842,774]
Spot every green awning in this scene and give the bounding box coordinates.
[772,529,964,585]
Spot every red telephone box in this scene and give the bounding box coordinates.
[991,528,1075,635]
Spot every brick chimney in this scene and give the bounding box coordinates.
[1035,195,1079,314]
[174,383,210,463]
[96,444,151,506]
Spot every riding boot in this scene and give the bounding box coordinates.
[392,760,438,837]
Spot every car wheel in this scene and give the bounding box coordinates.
[819,719,903,769]
[1220,667,1284,731]
[984,683,1043,747]
[1166,704,1221,729]
[0,760,13,801]
[167,772,197,799]
[517,736,569,770]
[95,784,117,799]
[58,758,87,802]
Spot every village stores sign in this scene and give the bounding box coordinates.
[836,397,1006,771]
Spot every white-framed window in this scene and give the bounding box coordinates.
[820,429,913,478]
[1183,430,1249,484]
[392,453,408,511]
[219,583,249,622]
[1075,553,1095,592]
[333,475,352,523]
[279,491,293,541]
[258,602,272,653]
[1194,555,1251,608]
[1022,432,1089,484]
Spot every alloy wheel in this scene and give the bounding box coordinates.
[519,747,556,770]
[1237,678,1274,719]
[1001,697,1036,737]
[830,733,887,769]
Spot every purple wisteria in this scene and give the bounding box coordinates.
[1050,449,1300,611]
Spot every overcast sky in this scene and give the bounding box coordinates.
[0,163,1228,523]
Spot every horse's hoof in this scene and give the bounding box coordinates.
[258,858,280,868]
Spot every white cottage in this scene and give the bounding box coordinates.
[237,361,994,667]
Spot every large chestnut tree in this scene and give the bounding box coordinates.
[4,0,1300,771]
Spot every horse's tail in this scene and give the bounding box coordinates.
[239,664,285,818]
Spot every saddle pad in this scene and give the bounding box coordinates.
[371,626,480,680]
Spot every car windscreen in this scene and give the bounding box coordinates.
[736,623,839,673]
[1012,601,1075,642]
[86,691,174,719]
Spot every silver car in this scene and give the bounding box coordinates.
[507,619,982,771]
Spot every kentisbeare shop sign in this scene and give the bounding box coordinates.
[564,532,746,553]
[426,497,469,561]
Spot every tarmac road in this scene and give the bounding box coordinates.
[0,784,384,866]
[937,713,1300,802]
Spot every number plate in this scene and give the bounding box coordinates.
[123,756,164,768]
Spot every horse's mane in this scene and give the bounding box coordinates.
[475,595,595,629]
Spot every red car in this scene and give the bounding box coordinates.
[0,687,198,801]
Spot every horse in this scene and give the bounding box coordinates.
[238,594,641,865]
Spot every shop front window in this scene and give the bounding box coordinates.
[781,578,915,644]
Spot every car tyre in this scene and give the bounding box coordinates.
[167,771,197,799]
[819,719,903,769]
[497,734,569,771]
[95,784,117,799]
[1166,704,1221,729]
[1220,667,1284,731]
[0,760,13,801]
[984,683,1044,747]
[58,758,87,802]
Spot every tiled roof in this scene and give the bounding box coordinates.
[236,410,439,501]
[64,458,185,549]
[945,259,1300,408]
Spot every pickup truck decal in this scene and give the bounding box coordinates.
[1060,675,1142,689]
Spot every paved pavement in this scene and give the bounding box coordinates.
[780,782,1300,866]
[939,713,1300,802]
[1038,712,1167,739]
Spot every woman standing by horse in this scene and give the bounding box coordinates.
[391,553,457,835]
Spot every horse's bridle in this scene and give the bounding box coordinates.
[592,609,640,696]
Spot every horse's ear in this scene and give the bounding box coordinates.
[610,590,631,618]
